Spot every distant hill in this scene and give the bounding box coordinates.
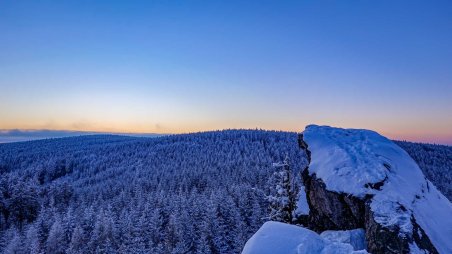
[0,129,162,143]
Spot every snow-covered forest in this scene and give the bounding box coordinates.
[396,141,452,199]
[0,130,450,253]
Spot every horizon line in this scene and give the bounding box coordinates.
[0,128,451,146]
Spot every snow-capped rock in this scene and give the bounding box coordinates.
[241,221,367,254]
[299,125,452,254]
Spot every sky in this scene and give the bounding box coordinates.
[0,0,451,144]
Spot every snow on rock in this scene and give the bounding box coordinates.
[242,221,367,254]
[320,229,366,251]
[242,221,323,254]
[294,185,310,216]
[302,125,452,254]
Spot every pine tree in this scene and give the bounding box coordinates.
[25,224,41,254]
[67,225,85,254]
[46,217,65,254]
[267,155,298,223]
[196,219,211,254]
[4,227,24,254]
[148,207,164,249]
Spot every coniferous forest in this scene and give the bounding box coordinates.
[0,130,450,253]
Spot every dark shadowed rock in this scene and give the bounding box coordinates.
[364,203,409,253]
[302,168,365,232]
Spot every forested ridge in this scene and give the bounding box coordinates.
[0,130,450,253]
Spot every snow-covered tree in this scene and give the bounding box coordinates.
[67,225,85,254]
[46,217,65,254]
[25,224,41,254]
[4,227,24,254]
[267,155,299,223]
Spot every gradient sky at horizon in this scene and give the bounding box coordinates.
[1,0,451,144]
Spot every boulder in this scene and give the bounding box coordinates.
[298,125,451,254]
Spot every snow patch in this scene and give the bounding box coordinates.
[320,229,366,251]
[294,185,310,216]
[409,242,428,254]
[242,221,368,254]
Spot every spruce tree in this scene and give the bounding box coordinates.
[267,155,298,223]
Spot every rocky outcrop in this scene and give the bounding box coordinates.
[298,132,439,254]
[301,168,365,232]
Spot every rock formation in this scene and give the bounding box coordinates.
[298,125,451,254]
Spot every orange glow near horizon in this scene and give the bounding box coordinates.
[1,119,451,145]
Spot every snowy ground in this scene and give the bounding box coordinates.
[242,221,368,254]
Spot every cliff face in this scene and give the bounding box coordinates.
[297,126,451,254]
[301,167,365,232]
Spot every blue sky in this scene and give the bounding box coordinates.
[0,0,451,144]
